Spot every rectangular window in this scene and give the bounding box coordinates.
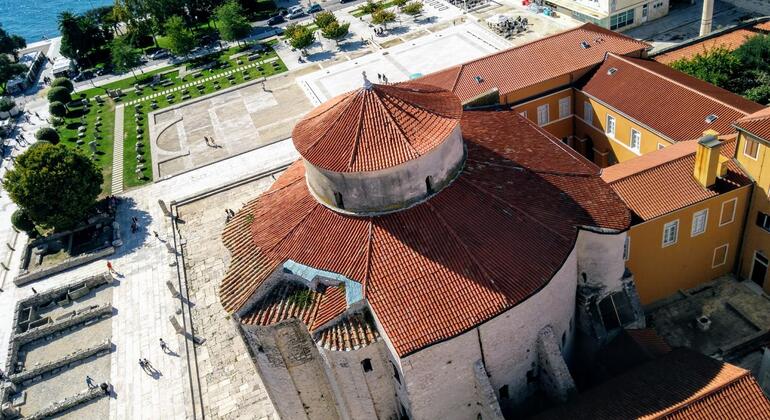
[744,138,760,160]
[610,9,635,30]
[537,104,549,126]
[584,101,593,126]
[662,220,679,247]
[756,211,770,232]
[712,244,729,268]
[361,358,373,372]
[719,198,737,226]
[598,292,635,331]
[623,236,630,261]
[606,115,616,137]
[642,3,648,18]
[630,128,641,152]
[558,97,570,119]
[691,209,708,237]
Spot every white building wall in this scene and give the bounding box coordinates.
[576,229,627,294]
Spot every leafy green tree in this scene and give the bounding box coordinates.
[215,1,252,46]
[164,15,196,56]
[0,55,26,92]
[322,22,350,45]
[47,86,72,104]
[51,77,74,92]
[372,9,396,28]
[393,0,408,7]
[35,127,61,144]
[3,143,103,231]
[58,11,110,65]
[670,46,741,90]
[314,11,337,29]
[734,34,770,74]
[360,1,382,14]
[111,37,142,79]
[0,25,26,60]
[11,208,36,235]
[401,2,423,15]
[284,23,300,39]
[48,102,67,118]
[290,26,315,53]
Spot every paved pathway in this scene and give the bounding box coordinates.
[112,104,125,194]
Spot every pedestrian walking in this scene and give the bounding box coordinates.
[31,287,37,294]
[34,111,40,119]
[130,221,137,233]
[107,261,115,274]
[160,338,168,352]
[153,230,159,239]
[86,375,96,389]
[139,358,147,370]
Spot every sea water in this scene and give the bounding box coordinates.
[0,0,114,42]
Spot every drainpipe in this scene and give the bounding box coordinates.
[700,0,714,37]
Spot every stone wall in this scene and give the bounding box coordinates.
[472,360,504,420]
[15,247,115,286]
[26,387,106,420]
[536,326,576,403]
[9,338,111,384]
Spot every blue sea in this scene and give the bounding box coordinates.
[0,0,114,43]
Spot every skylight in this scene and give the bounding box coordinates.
[705,114,718,124]
[474,75,484,84]
[607,67,618,75]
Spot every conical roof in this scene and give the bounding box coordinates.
[292,81,463,173]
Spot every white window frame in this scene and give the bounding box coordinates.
[691,209,708,237]
[657,142,666,150]
[719,198,737,227]
[744,138,759,160]
[630,128,641,152]
[623,236,630,261]
[558,97,570,119]
[606,115,616,137]
[537,104,549,126]
[712,244,729,268]
[662,220,679,247]
[583,101,593,126]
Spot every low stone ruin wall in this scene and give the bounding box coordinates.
[10,338,112,384]
[15,247,115,286]
[26,387,106,420]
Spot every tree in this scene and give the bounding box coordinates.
[215,1,252,46]
[164,15,196,56]
[393,0,408,7]
[47,86,72,104]
[670,46,741,91]
[289,26,315,53]
[360,1,382,14]
[111,37,142,79]
[51,77,74,92]
[0,24,26,60]
[284,23,301,39]
[0,55,26,91]
[372,9,396,28]
[3,143,103,231]
[402,2,423,16]
[11,209,36,235]
[58,11,110,65]
[314,11,337,30]
[322,22,350,45]
[734,34,770,74]
[35,127,61,144]
[49,101,67,118]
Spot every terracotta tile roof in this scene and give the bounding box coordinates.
[291,82,462,172]
[536,349,770,420]
[735,106,770,141]
[601,136,750,221]
[654,19,770,64]
[625,328,672,357]
[222,110,630,356]
[240,281,323,326]
[579,54,763,142]
[315,311,381,351]
[418,23,649,102]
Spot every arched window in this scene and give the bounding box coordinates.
[334,192,344,209]
[425,176,433,194]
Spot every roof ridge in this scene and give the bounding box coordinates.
[372,88,421,157]
[608,152,695,184]
[657,369,752,418]
[383,83,462,120]
[304,90,362,158]
[362,219,373,298]
[520,114,598,174]
[607,53,752,115]
[738,108,770,124]
[347,90,369,169]
[465,159,595,178]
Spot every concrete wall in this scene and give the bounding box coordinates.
[305,125,465,214]
[628,185,751,303]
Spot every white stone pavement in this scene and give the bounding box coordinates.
[0,139,299,419]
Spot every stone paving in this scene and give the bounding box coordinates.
[111,104,125,194]
[176,174,282,419]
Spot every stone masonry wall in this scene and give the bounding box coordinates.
[10,338,112,384]
[536,326,576,403]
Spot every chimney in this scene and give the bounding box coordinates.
[700,0,714,37]
[693,131,722,188]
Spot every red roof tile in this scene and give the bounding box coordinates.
[223,110,630,356]
[601,136,750,221]
[418,23,649,102]
[735,106,770,141]
[654,19,770,64]
[580,54,763,142]
[291,82,462,172]
[536,349,770,420]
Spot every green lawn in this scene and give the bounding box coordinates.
[55,99,115,196]
[120,43,287,190]
[78,66,178,99]
[352,1,399,17]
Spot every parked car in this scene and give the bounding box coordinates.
[72,70,94,82]
[340,0,355,3]
[149,49,170,60]
[305,3,322,13]
[267,15,285,25]
[287,6,305,19]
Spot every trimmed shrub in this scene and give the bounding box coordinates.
[51,77,74,92]
[11,208,35,234]
[47,86,72,104]
[0,97,15,112]
[49,101,66,118]
[35,127,60,144]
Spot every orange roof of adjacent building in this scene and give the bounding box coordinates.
[418,23,649,102]
[654,19,770,64]
[291,81,462,172]
[580,54,763,143]
[601,136,750,221]
[536,349,770,420]
[221,103,630,356]
[735,106,770,141]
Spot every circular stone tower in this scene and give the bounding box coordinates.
[292,74,464,214]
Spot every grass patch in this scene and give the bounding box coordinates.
[122,105,152,189]
[55,100,115,196]
[78,65,178,98]
[352,1,398,17]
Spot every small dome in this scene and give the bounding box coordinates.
[292,81,463,173]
